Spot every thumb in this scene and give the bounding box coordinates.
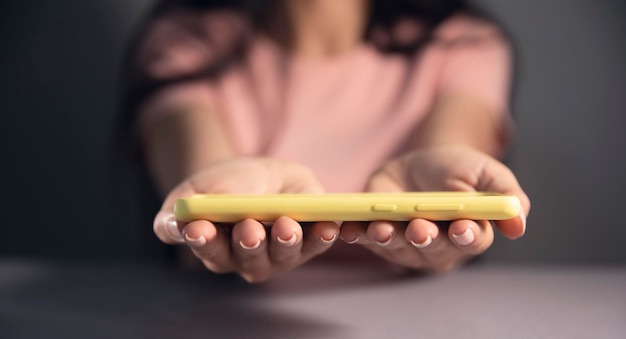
[364,159,407,193]
[154,180,196,244]
[478,158,531,239]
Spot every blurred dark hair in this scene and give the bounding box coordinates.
[150,0,478,51]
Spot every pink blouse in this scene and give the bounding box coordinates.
[132,11,513,193]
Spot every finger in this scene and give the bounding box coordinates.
[231,219,271,283]
[300,221,341,258]
[268,217,304,269]
[405,218,440,249]
[339,221,368,245]
[494,209,527,240]
[447,219,494,255]
[406,219,464,270]
[153,210,186,244]
[478,159,531,238]
[154,180,198,244]
[366,221,405,249]
[182,220,234,273]
[359,220,437,269]
[361,221,425,267]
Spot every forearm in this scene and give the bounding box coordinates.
[140,105,236,196]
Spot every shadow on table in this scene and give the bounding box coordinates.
[0,259,425,338]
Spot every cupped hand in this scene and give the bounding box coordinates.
[340,145,531,271]
[153,158,340,283]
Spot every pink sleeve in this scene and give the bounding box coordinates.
[438,39,512,117]
[434,16,515,149]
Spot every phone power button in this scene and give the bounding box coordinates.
[372,204,398,212]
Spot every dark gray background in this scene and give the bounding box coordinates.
[1,1,625,264]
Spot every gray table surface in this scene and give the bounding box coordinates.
[1,258,625,339]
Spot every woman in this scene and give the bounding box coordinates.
[121,0,530,282]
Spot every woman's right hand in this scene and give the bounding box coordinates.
[153,157,340,283]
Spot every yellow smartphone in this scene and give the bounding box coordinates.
[174,192,521,223]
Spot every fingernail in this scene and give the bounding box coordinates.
[276,233,298,247]
[375,233,393,247]
[411,235,433,248]
[239,239,262,250]
[184,233,206,247]
[167,216,184,243]
[452,228,475,246]
[320,233,338,244]
[342,234,360,244]
[520,210,527,236]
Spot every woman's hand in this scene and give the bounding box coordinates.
[153,158,340,283]
[340,145,530,271]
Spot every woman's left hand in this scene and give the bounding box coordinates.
[340,145,531,271]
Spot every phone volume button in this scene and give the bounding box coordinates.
[372,204,398,212]
[415,204,463,212]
